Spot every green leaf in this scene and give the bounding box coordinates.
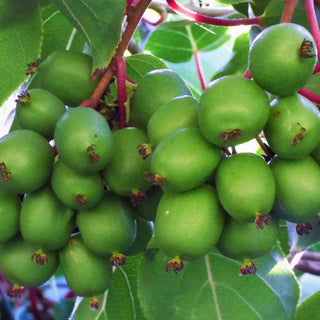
[40,3,86,61]
[0,0,42,107]
[211,32,249,80]
[125,54,168,84]
[250,0,272,17]
[295,291,320,320]
[52,0,126,70]
[138,244,299,320]
[305,72,320,95]
[145,20,229,63]
[261,0,284,27]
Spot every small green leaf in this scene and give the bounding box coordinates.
[52,0,126,70]
[125,54,168,84]
[138,244,299,319]
[295,291,320,320]
[0,0,42,107]
[145,20,229,63]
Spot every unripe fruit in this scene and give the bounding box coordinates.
[0,235,59,297]
[249,23,317,96]
[76,191,137,266]
[102,127,152,204]
[59,233,113,298]
[54,107,114,173]
[215,152,276,228]
[130,69,191,128]
[154,184,225,272]
[149,128,222,192]
[51,160,105,210]
[39,50,100,107]
[15,89,66,140]
[20,184,75,250]
[147,95,199,147]
[0,192,21,242]
[216,216,279,275]
[264,94,320,159]
[198,75,270,148]
[0,129,54,194]
[270,156,320,233]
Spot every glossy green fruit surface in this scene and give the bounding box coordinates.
[0,129,54,194]
[76,191,137,257]
[154,184,225,261]
[270,156,320,223]
[0,192,21,242]
[264,94,320,159]
[216,216,279,261]
[130,69,191,128]
[102,127,152,198]
[51,160,104,210]
[150,128,222,192]
[54,107,114,173]
[198,75,270,148]
[0,235,59,287]
[215,153,275,224]
[20,184,75,250]
[39,50,100,107]
[59,233,113,297]
[16,88,66,140]
[249,23,317,96]
[147,95,199,147]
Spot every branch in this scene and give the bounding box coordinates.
[85,0,153,108]
[292,250,320,276]
[280,0,298,23]
[166,0,264,27]
[298,87,320,104]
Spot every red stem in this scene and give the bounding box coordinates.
[305,0,320,60]
[298,87,320,104]
[166,0,264,27]
[313,62,320,74]
[194,50,206,90]
[243,68,252,79]
[116,55,128,128]
[142,10,166,26]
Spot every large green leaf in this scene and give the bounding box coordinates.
[0,0,42,107]
[52,0,126,70]
[40,3,86,61]
[138,244,299,320]
[145,20,229,63]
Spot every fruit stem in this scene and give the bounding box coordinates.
[116,55,128,128]
[194,50,206,91]
[255,135,275,162]
[280,0,298,23]
[305,0,320,60]
[166,0,264,27]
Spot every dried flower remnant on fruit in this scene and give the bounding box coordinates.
[291,123,307,146]
[26,60,39,75]
[110,253,126,267]
[90,296,100,311]
[144,172,165,186]
[255,213,271,230]
[15,91,30,105]
[296,222,312,235]
[75,194,88,207]
[240,260,257,276]
[87,144,100,164]
[300,39,316,58]
[166,257,184,274]
[130,190,146,206]
[0,162,12,184]
[7,284,25,298]
[137,143,152,159]
[220,129,243,145]
[31,250,49,265]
